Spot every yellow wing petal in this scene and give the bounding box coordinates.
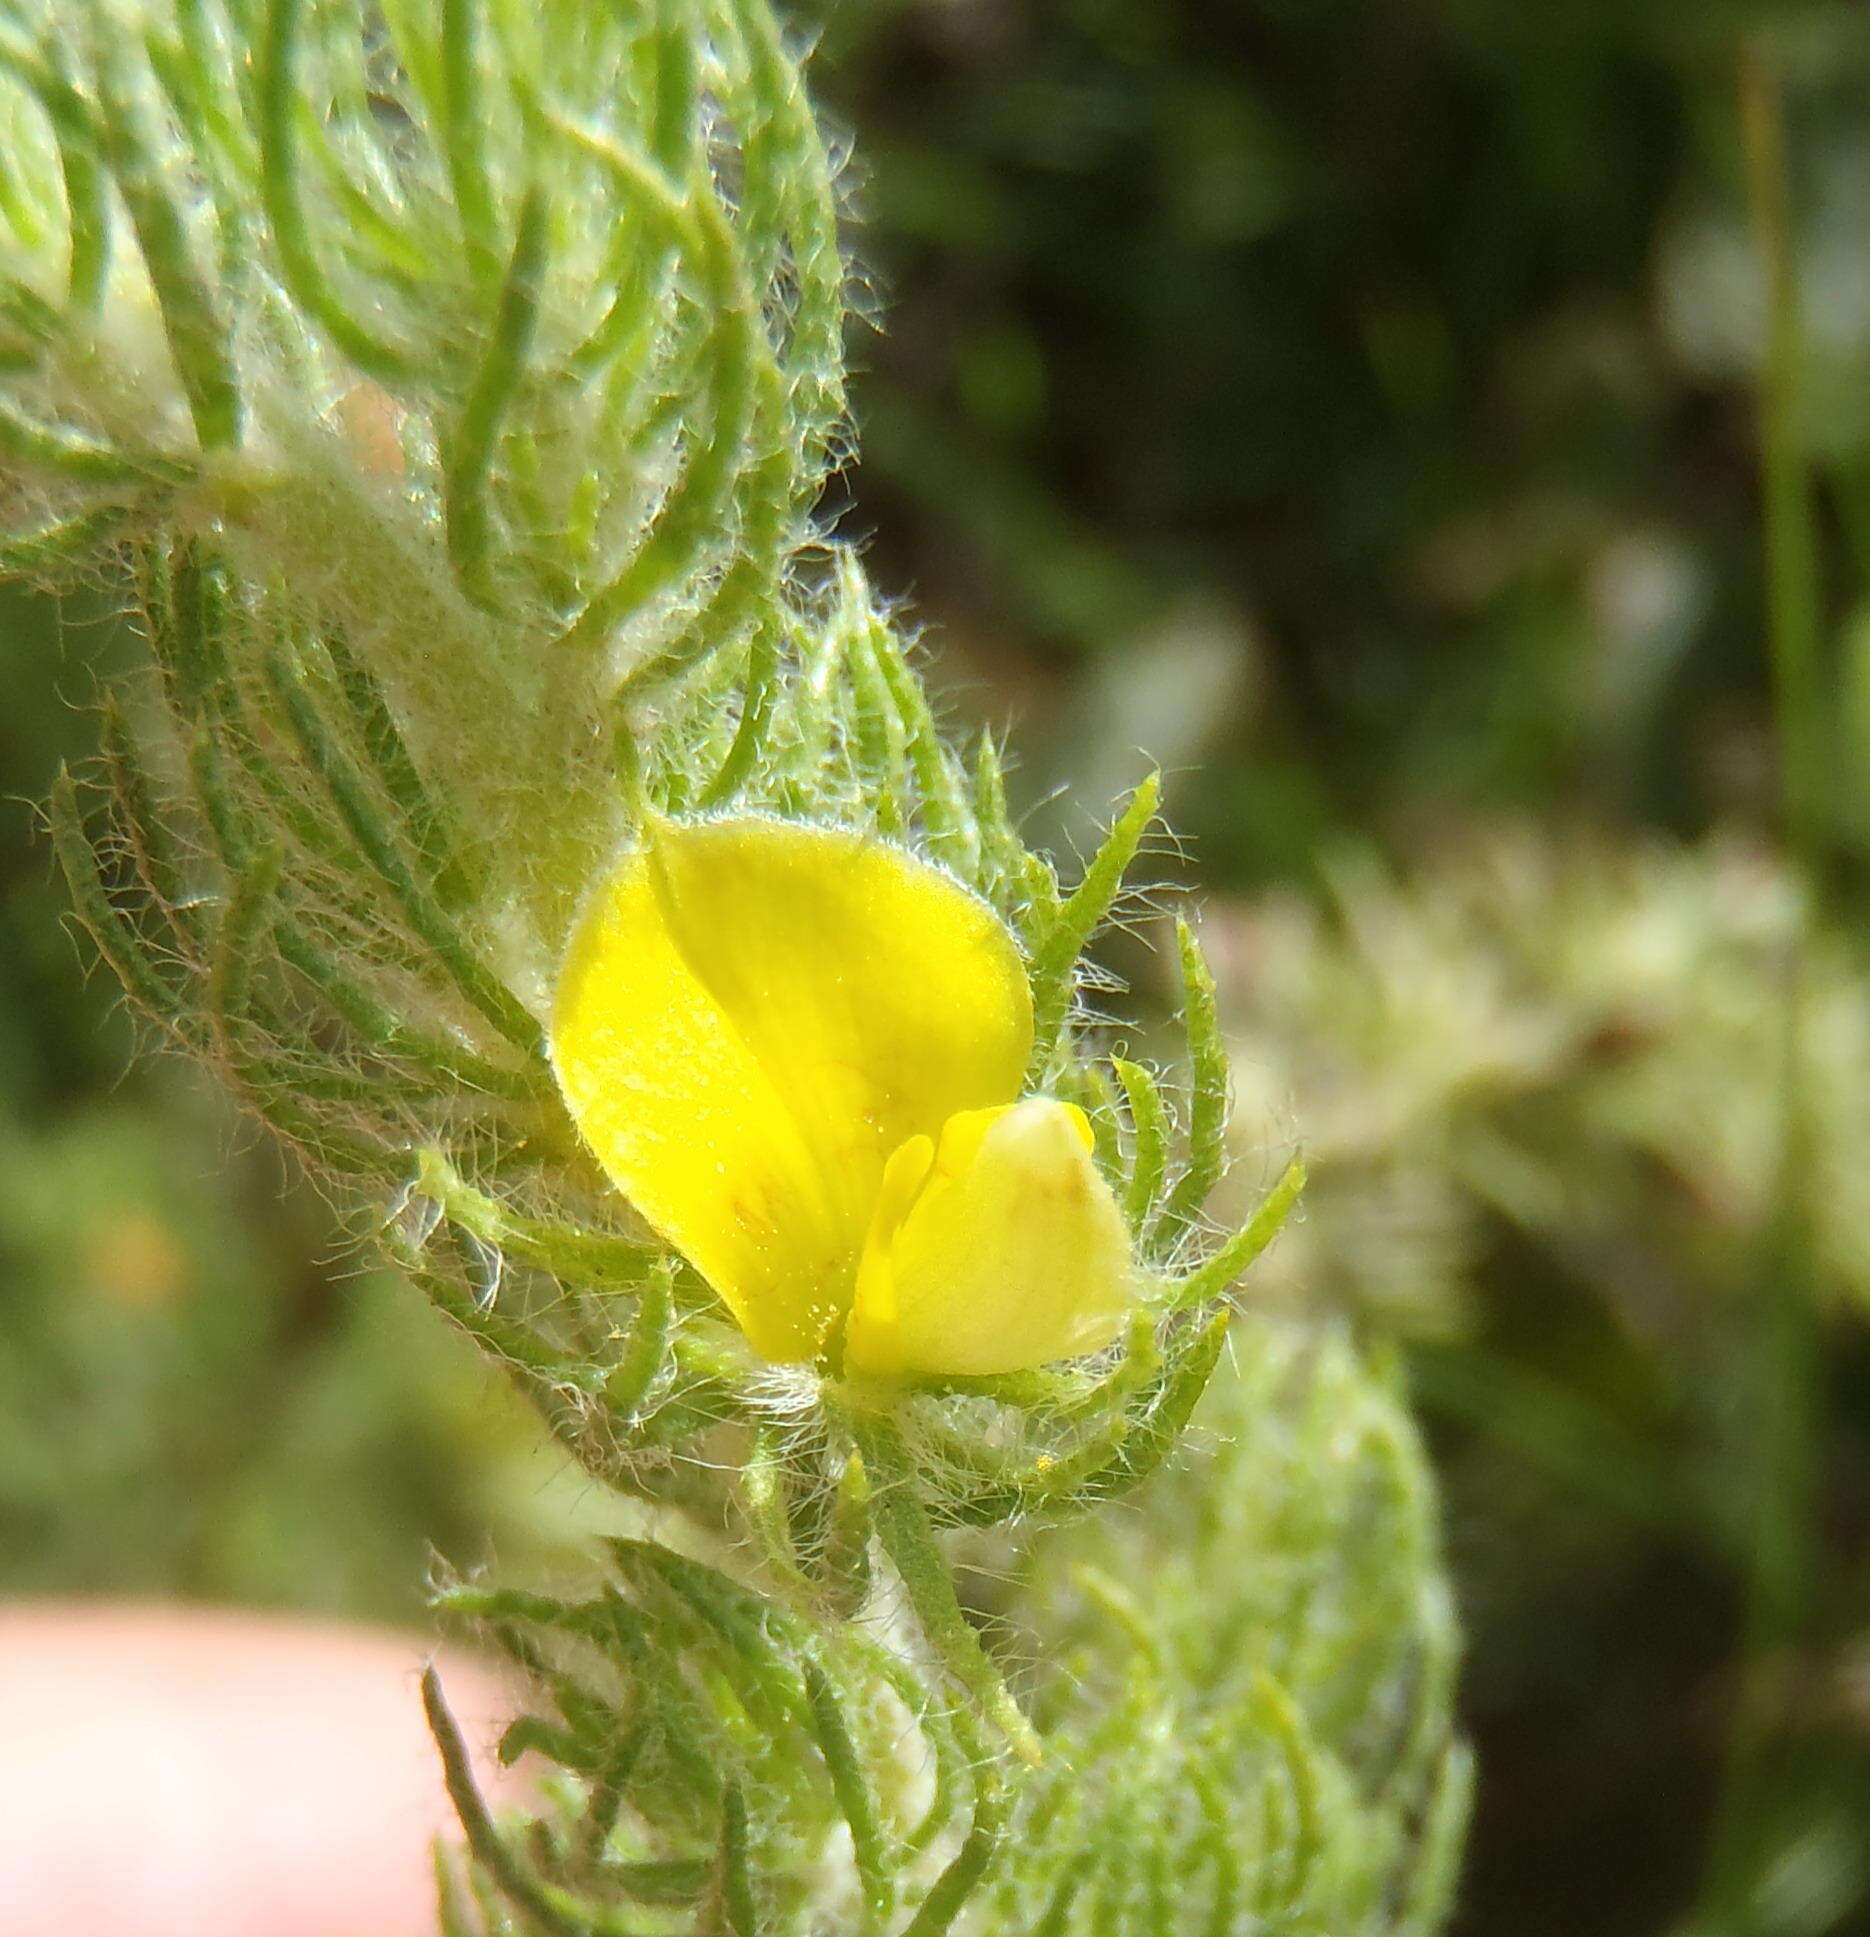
[846,1098,1134,1379]
[550,815,1032,1362]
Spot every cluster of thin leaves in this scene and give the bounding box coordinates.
[423,1539,1002,1937]
[0,0,845,940]
[419,1324,1467,1937]
[989,1325,1470,1937]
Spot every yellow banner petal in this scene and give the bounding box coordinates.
[847,1098,1134,1379]
[550,815,1032,1362]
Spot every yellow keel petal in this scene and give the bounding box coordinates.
[550,815,1032,1362]
[847,1098,1135,1379]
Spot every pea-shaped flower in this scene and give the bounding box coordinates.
[550,815,1133,1381]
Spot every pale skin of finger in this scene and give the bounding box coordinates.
[0,1603,530,1937]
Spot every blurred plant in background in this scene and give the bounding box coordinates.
[1198,826,1870,1937]
[798,0,1870,864]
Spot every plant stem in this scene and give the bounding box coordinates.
[1691,41,1827,1935]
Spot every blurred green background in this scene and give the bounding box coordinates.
[6,3,1870,1934]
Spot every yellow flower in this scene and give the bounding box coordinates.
[549,814,1133,1380]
